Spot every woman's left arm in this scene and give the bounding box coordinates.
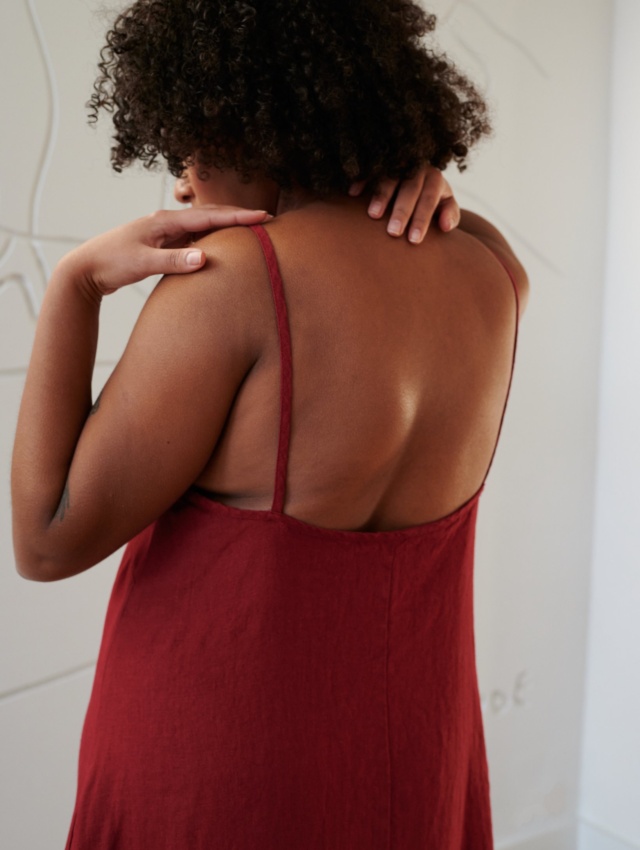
[11,206,270,582]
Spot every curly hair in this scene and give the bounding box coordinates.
[88,0,493,194]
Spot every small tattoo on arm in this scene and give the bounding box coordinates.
[54,480,70,522]
[89,390,102,416]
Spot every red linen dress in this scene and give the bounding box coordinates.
[64,222,519,849]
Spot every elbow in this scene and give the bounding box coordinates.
[12,512,99,581]
[13,524,114,581]
[12,505,67,580]
[13,539,90,582]
[14,547,70,582]
[12,523,54,580]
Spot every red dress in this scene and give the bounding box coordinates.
[65,223,519,849]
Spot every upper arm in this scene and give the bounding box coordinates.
[459,209,530,319]
[45,226,267,578]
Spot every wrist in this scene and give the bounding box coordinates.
[54,249,104,306]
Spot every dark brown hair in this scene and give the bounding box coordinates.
[89,0,493,194]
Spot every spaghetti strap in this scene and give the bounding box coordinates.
[476,245,520,491]
[248,224,293,513]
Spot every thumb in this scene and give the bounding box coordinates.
[183,248,206,269]
[154,247,206,275]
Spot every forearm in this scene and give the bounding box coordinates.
[11,258,101,578]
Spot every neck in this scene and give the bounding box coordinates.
[274,184,323,216]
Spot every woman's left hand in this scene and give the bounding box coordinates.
[349,164,460,244]
[65,205,272,298]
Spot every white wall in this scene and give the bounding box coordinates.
[0,2,173,846]
[0,1,620,848]
[578,2,640,849]
[427,4,612,847]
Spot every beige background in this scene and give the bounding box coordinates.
[1,1,636,849]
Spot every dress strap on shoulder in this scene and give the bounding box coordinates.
[247,224,293,513]
[475,244,520,492]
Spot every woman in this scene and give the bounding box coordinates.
[11,1,529,847]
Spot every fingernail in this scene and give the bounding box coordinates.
[186,250,203,266]
[387,219,402,236]
[348,185,360,196]
[409,228,422,243]
[369,201,383,217]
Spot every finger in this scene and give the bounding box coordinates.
[193,203,272,216]
[367,177,400,218]
[348,179,367,197]
[146,207,272,245]
[385,172,427,237]
[404,170,452,244]
[398,188,440,244]
[436,196,461,232]
[144,246,208,276]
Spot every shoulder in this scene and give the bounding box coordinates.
[157,223,271,297]
[148,224,274,360]
[456,211,530,320]
[194,222,268,269]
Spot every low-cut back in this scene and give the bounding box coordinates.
[64,222,519,849]
[192,205,519,532]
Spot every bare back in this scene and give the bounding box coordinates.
[193,196,519,532]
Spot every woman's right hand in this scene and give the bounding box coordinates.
[349,165,460,244]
